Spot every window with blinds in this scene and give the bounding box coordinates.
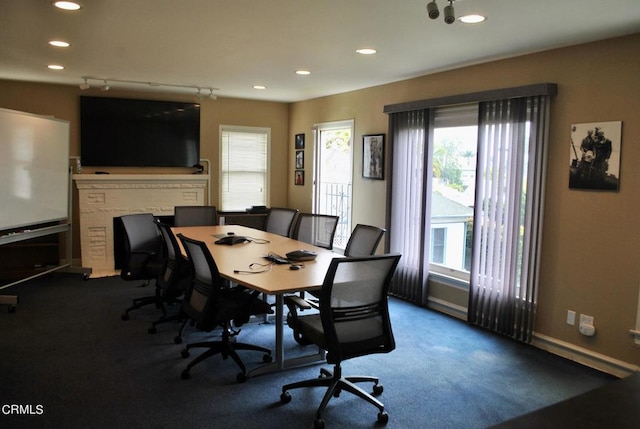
[219,126,270,211]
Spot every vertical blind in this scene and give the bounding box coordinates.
[386,84,554,342]
[220,127,269,211]
[387,109,431,305]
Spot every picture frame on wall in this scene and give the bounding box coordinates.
[295,170,304,186]
[295,133,305,149]
[295,150,304,169]
[362,134,385,180]
[569,121,621,191]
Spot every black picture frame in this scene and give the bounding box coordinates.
[295,133,305,149]
[295,170,304,186]
[295,150,304,169]
[362,134,385,180]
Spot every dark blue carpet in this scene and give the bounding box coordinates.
[0,273,614,428]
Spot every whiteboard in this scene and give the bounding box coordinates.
[0,108,70,231]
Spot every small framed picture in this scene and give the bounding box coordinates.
[295,170,305,186]
[295,133,305,149]
[362,134,385,180]
[295,150,304,169]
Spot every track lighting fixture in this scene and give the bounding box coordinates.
[426,0,486,25]
[426,1,439,19]
[444,0,455,24]
[79,76,218,99]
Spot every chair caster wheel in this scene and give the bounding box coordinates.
[280,392,291,404]
[236,373,247,383]
[174,336,182,344]
[314,418,325,429]
[181,349,190,359]
[121,313,129,321]
[148,326,157,334]
[377,411,389,423]
[373,384,384,395]
[263,353,273,363]
[181,370,190,380]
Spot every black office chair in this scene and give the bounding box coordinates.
[285,223,386,344]
[147,221,192,334]
[280,254,402,428]
[264,207,299,237]
[120,213,165,321]
[292,213,339,250]
[344,224,386,257]
[175,233,273,382]
[174,205,218,227]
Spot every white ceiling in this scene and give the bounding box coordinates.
[2,0,640,103]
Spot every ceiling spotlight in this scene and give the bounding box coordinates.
[427,1,439,19]
[295,70,311,75]
[356,48,377,55]
[444,0,455,24]
[47,64,64,70]
[53,1,82,11]
[79,78,90,90]
[49,40,70,48]
[208,89,217,100]
[101,80,109,91]
[459,14,486,24]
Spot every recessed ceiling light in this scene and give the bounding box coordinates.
[47,64,65,70]
[459,14,486,24]
[53,1,82,11]
[356,48,377,55]
[49,40,70,48]
[253,85,267,90]
[296,70,311,75]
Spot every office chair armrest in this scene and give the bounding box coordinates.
[284,295,313,310]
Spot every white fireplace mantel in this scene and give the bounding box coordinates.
[74,174,208,277]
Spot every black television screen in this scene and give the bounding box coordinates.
[80,96,200,167]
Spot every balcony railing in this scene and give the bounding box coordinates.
[318,182,351,249]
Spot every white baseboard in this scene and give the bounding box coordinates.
[426,297,639,378]
[532,332,640,378]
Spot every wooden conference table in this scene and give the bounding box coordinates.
[172,224,339,377]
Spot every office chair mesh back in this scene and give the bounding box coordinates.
[264,207,299,237]
[120,213,163,280]
[174,205,218,227]
[320,254,400,363]
[156,221,190,299]
[178,235,223,328]
[293,213,339,250]
[343,224,386,257]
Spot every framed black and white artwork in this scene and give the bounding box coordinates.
[569,121,621,191]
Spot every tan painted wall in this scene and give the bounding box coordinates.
[2,32,639,369]
[288,33,640,368]
[0,81,290,260]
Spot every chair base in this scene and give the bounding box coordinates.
[281,364,388,427]
[180,329,272,382]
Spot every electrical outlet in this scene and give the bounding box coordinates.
[580,314,594,326]
[566,310,576,325]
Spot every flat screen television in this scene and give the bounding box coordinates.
[80,96,200,167]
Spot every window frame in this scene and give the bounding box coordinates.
[218,125,271,212]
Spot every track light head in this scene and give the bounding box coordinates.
[101,80,109,91]
[444,2,455,24]
[79,78,90,90]
[426,1,439,20]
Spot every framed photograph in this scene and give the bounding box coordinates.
[569,121,621,191]
[362,134,385,180]
[294,170,304,186]
[295,133,305,149]
[295,150,304,169]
